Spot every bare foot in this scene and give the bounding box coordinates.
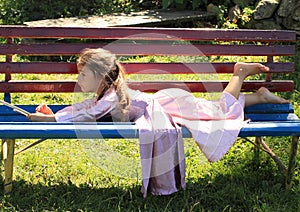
[234,62,269,78]
[257,87,290,104]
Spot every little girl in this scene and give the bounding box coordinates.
[27,48,288,197]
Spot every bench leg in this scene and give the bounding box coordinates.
[2,139,15,194]
[286,136,299,188]
[253,137,261,168]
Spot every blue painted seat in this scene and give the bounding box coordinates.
[0,104,299,139]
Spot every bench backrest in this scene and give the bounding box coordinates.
[0,26,296,121]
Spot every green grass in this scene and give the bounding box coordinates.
[0,54,299,211]
[1,136,299,211]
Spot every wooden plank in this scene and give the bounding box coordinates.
[0,81,78,93]
[123,62,295,74]
[128,81,294,92]
[246,113,298,121]
[0,26,296,42]
[245,103,294,114]
[239,121,300,137]
[0,103,295,117]
[0,62,77,74]
[1,112,296,122]
[0,43,295,56]
[0,121,300,139]
[0,62,294,74]
[0,104,67,122]
[0,80,294,93]
[0,105,66,115]
[0,115,31,122]
[0,122,140,139]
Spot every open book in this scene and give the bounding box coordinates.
[0,100,30,116]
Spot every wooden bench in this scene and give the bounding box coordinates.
[0,26,299,194]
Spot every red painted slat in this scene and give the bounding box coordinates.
[0,62,294,74]
[0,43,295,56]
[0,80,294,93]
[128,81,294,92]
[123,62,295,74]
[0,81,78,93]
[0,26,296,42]
[0,62,77,74]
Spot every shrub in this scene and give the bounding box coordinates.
[0,0,137,24]
[161,0,207,10]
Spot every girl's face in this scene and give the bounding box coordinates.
[77,66,102,92]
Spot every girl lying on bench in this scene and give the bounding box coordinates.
[27,48,289,197]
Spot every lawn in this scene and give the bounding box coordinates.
[1,135,299,211]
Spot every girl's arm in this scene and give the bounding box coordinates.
[29,99,95,122]
[55,88,119,122]
[27,112,56,122]
[29,88,119,122]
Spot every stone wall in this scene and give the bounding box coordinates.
[208,0,299,34]
[252,0,300,34]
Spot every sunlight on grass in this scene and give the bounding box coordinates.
[12,74,77,81]
[210,55,267,63]
[14,139,140,187]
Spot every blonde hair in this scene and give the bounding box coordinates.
[77,48,130,121]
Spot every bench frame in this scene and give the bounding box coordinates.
[0,26,299,194]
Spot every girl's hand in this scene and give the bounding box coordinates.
[27,112,56,122]
[35,103,54,115]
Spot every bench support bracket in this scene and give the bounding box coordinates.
[245,136,298,188]
[286,136,298,187]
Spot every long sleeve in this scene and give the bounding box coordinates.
[55,88,119,122]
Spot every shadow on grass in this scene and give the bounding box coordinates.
[0,159,299,212]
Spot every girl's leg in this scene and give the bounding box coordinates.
[224,62,270,99]
[244,87,289,107]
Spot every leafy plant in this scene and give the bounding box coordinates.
[214,4,255,29]
[162,0,207,10]
[0,0,137,24]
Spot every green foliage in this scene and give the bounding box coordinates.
[214,4,255,29]
[0,0,138,24]
[162,0,207,10]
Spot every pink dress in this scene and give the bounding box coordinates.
[55,87,246,197]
